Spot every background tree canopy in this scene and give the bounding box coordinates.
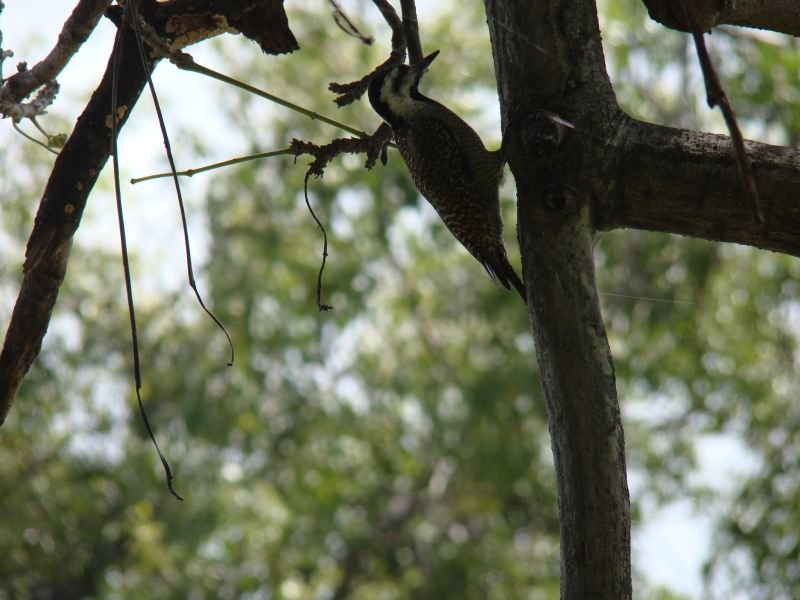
[1,1,798,598]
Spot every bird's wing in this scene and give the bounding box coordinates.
[403,108,501,210]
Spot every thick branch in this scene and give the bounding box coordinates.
[0,21,154,424]
[0,0,297,422]
[642,0,800,36]
[596,117,800,256]
[485,0,631,598]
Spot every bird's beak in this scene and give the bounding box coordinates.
[413,50,440,74]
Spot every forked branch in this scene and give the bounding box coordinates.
[0,0,110,109]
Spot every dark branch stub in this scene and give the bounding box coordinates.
[642,0,733,33]
[513,109,575,159]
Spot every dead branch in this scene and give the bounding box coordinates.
[0,12,156,424]
[678,0,763,223]
[290,123,393,175]
[328,0,374,45]
[329,0,406,106]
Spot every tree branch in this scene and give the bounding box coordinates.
[641,0,800,37]
[0,15,155,424]
[399,0,423,64]
[328,0,405,106]
[596,117,800,256]
[485,0,631,597]
[290,124,393,175]
[0,0,110,106]
[0,0,298,423]
[149,0,298,54]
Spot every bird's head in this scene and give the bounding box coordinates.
[368,50,440,127]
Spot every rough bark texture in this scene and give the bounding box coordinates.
[483,0,800,597]
[484,0,632,598]
[597,117,800,255]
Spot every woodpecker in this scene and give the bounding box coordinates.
[368,50,526,303]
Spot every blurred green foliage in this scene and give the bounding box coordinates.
[1,1,799,598]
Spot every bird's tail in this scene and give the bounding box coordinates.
[482,249,527,305]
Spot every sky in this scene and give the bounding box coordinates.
[0,3,764,598]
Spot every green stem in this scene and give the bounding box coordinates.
[175,58,370,139]
[131,148,294,184]
[12,121,58,155]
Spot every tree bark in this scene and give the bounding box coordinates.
[485,0,800,596]
[597,117,800,256]
[484,0,632,598]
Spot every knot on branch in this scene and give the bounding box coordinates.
[510,110,574,159]
[290,123,393,176]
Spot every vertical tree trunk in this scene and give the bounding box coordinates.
[483,0,632,597]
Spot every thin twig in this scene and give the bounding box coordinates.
[112,2,182,501]
[129,2,235,368]
[328,0,374,44]
[11,121,59,155]
[131,148,295,184]
[0,0,109,105]
[678,0,764,224]
[303,172,333,312]
[598,292,701,307]
[173,54,370,138]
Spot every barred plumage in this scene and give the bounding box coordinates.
[368,51,526,303]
